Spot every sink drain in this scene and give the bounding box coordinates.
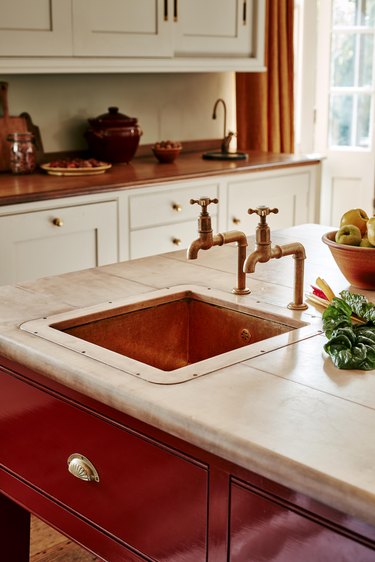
[240,328,251,343]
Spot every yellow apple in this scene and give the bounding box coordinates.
[340,208,368,236]
[335,224,362,246]
[367,216,375,246]
[360,236,374,247]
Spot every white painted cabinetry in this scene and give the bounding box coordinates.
[0,0,265,72]
[0,196,118,285]
[0,0,72,56]
[129,180,219,259]
[0,163,320,285]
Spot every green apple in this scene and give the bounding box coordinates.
[335,224,362,246]
[360,236,374,247]
[340,208,369,236]
[367,216,375,246]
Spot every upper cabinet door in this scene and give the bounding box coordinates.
[72,0,173,57]
[174,0,263,59]
[0,0,73,56]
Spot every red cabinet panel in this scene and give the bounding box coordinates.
[0,371,208,561]
[229,478,375,561]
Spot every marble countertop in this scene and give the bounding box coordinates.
[0,223,374,528]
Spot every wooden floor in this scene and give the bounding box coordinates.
[30,516,103,561]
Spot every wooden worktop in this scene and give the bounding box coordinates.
[0,149,321,206]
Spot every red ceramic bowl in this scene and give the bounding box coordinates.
[322,231,375,290]
[152,144,182,163]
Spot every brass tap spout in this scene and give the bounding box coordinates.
[212,98,236,154]
[244,206,308,310]
[187,197,250,295]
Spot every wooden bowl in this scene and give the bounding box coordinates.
[322,231,375,290]
[152,144,182,163]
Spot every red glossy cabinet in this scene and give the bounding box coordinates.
[1,359,375,561]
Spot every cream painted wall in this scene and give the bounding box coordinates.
[1,73,236,153]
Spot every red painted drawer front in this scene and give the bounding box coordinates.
[229,478,375,561]
[0,371,208,561]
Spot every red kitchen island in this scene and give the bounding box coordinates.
[0,224,375,561]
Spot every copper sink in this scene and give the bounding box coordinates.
[20,286,317,384]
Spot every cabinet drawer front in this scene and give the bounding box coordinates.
[0,371,208,561]
[0,201,118,285]
[227,172,310,232]
[130,183,219,229]
[130,218,217,259]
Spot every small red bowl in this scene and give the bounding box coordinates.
[152,143,182,163]
[322,231,375,290]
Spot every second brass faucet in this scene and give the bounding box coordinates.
[187,197,250,295]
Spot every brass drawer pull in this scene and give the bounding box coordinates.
[172,203,182,212]
[232,217,241,225]
[52,217,64,227]
[67,454,100,482]
[172,237,182,246]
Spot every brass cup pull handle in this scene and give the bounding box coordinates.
[172,203,182,212]
[52,217,64,227]
[232,217,241,225]
[172,237,182,246]
[67,454,100,482]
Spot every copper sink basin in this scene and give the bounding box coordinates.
[21,286,316,384]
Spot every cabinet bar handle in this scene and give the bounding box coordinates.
[243,0,247,25]
[174,0,178,22]
[172,203,182,212]
[164,0,168,21]
[67,454,100,482]
[52,217,64,227]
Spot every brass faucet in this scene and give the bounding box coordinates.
[243,206,308,310]
[212,98,236,154]
[187,197,250,295]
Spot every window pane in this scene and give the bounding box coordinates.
[356,94,372,146]
[360,0,375,26]
[333,0,357,25]
[359,34,374,85]
[331,33,356,86]
[329,95,353,145]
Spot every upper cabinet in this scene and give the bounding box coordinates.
[0,0,265,73]
[0,0,73,56]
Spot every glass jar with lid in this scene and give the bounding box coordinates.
[7,132,36,174]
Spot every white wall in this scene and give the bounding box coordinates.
[1,73,236,153]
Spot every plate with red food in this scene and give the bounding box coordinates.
[41,158,112,176]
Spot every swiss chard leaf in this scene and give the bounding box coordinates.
[322,292,375,371]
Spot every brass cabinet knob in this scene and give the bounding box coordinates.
[172,203,182,212]
[172,238,182,246]
[67,454,100,482]
[232,217,241,225]
[52,217,64,227]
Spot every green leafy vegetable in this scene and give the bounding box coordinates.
[322,291,375,371]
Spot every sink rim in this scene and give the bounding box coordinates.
[20,285,320,385]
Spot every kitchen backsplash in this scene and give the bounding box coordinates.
[1,73,236,153]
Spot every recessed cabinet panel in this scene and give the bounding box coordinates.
[175,0,256,57]
[72,0,173,57]
[0,370,208,561]
[0,201,118,285]
[227,171,311,233]
[0,0,73,56]
[229,479,375,561]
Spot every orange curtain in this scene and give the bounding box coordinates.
[236,0,294,153]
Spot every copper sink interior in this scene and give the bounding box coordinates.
[56,297,295,372]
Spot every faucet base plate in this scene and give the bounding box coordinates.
[202,151,248,161]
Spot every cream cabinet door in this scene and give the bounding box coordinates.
[0,201,118,285]
[72,0,172,57]
[0,0,73,56]
[227,168,317,235]
[174,0,264,62]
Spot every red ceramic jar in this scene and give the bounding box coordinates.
[85,106,142,164]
